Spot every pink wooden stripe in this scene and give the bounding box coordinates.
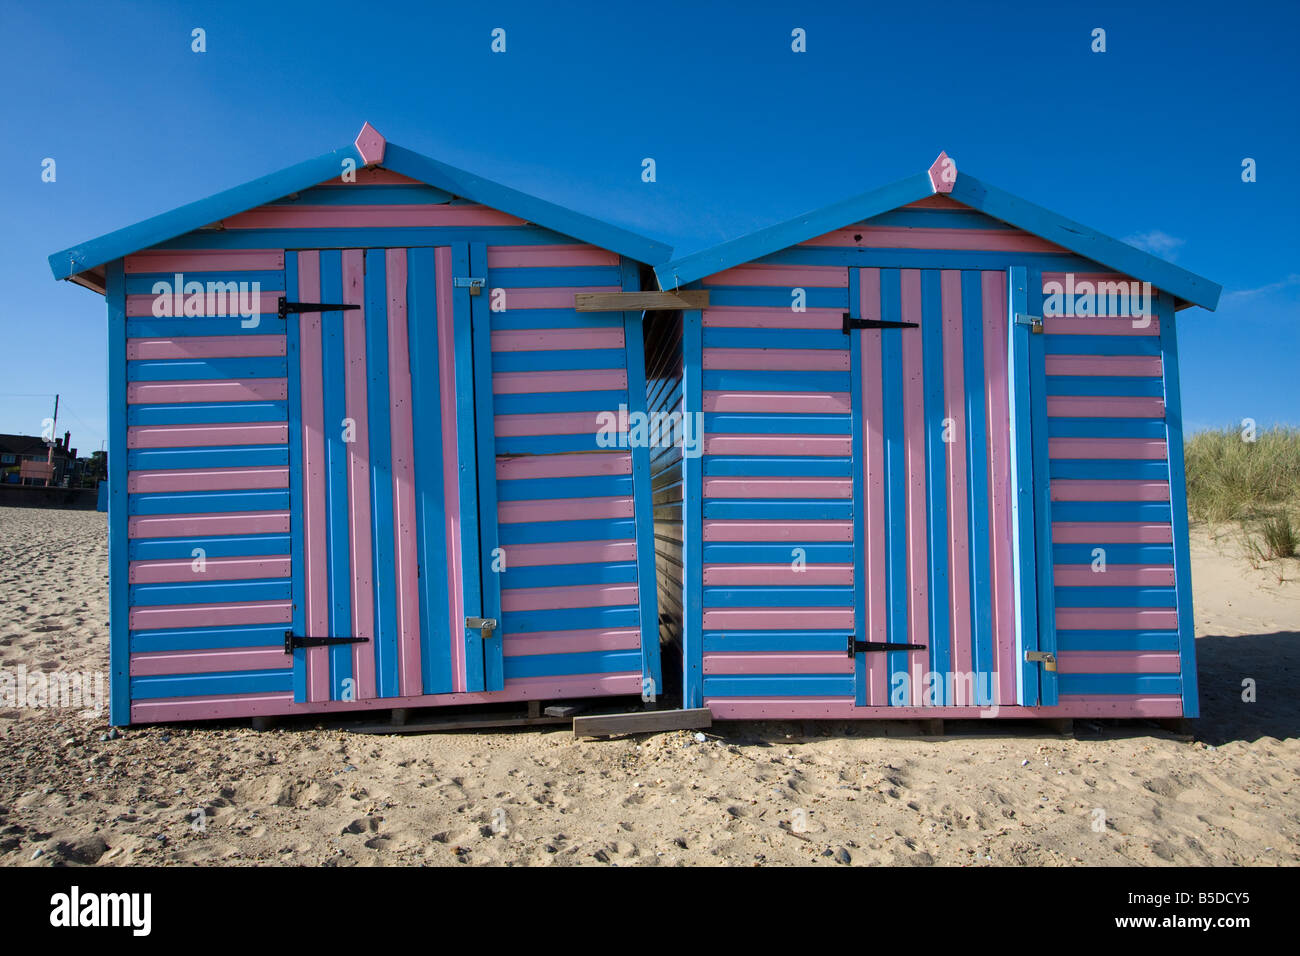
[342,249,376,701]
[702,652,855,674]
[1052,522,1173,544]
[702,696,1184,720]
[702,608,854,630]
[1053,564,1176,587]
[1041,272,1130,287]
[493,369,627,394]
[386,248,422,697]
[125,291,280,317]
[702,390,850,413]
[504,539,637,568]
[127,423,287,448]
[127,378,288,404]
[1046,395,1164,418]
[128,511,289,538]
[703,265,849,288]
[435,247,466,693]
[494,411,610,437]
[703,520,852,542]
[900,270,929,705]
[1055,651,1181,674]
[498,496,634,524]
[904,195,967,210]
[487,245,618,268]
[1049,438,1167,460]
[222,204,524,229]
[806,226,1064,253]
[490,327,624,352]
[1056,607,1178,630]
[126,335,286,360]
[298,251,330,703]
[502,286,621,310]
[129,648,288,676]
[702,477,852,499]
[1045,355,1162,377]
[128,600,292,630]
[124,250,284,273]
[941,270,972,702]
[702,563,853,586]
[503,627,640,657]
[703,348,849,371]
[129,556,290,583]
[314,168,421,186]
[1050,479,1170,501]
[500,583,637,613]
[702,307,845,330]
[982,271,1016,706]
[127,466,287,493]
[860,268,888,706]
[702,435,851,456]
[1043,315,1160,336]
[496,451,631,480]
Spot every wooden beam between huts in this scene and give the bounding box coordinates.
[574,290,710,311]
[572,707,713,739]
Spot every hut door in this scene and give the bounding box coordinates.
[286,245,503,705]
[849,267,1043,709]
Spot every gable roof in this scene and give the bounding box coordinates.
[49,123,674,293]
[654,153,1221,311]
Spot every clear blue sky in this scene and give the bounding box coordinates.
[2,0,1295,453]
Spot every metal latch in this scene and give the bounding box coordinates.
[284,630,371,654]
[1025,650,1057,671]
[277,296,361,319]
[454,277,486,296]
[848,636,927,658]
[466,617,498,640]
[1014,312,1044,334]
[842,313,920,335]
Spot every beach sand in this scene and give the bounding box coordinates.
[0,505,1296,866]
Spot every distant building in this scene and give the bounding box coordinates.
[0,432,78,486]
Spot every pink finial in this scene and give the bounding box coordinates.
[355,122,386,167]
[928,151,957,193]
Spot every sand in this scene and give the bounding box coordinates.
[0,505,1296,867]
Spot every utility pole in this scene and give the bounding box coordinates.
[45,393,59,487]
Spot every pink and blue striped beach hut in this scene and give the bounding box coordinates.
[50,124,669,725]
[647,153,1220,722]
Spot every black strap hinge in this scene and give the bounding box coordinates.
[284,630,371,654]
[848,638,927,658]
[278,296,361,319]
[842,313,920,334]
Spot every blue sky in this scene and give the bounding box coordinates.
[1,0,1295,452]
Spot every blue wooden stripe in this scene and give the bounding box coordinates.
[127,402,288,426]
[489,309,624,331]
[703,630,850,653]
[497,518,635,545]
[1043,335,1161,356]
[130,623,291,653]
[702,542,853,563]
[489,266,622,288]
[471,241,504,692]
[1052,543,1173,564]
[320,251,353,699]
[127,317,288,337]
[1049,459,1169,480]
[683,306,705,708]
[127,444,288,470]
[127,357,287,381]
[492,348,625,373]
[1007,266,1041,705]
[1052,501,1172,523]
[271,183,453,205]
[129,533,290,560]
[1048,418,1166,439]
[407,247,452,695]
[1026,266,1059,706]
[861,208,1018,231]
[849,268,868,706]
[502,604,640,634]
[128,489,289,515]
[107,261,129,725]
[702,455,852,477]
[502,561,638,590]
[1054,587,1177,608]
[1054,629,1180,652]
[495,474,632,502]
[703,413,850,435]
[701,328,848,350]
[1157,291,1199,716]
[125,272,285,294]
[495,434,611,456]
[1056,674,1182,695]
[960,270,994,704]
[702,369,850,393]
[284,251,307,703]
[920,269,951,700]
[703,674,855,697]
[492,389,626,415]
[703,586,853,608]
[1045,376,1164,396]
[452,243,486,691]
[155,226,606,253]
[705,286,849,309]
[130,668,293,700]
[128,578,291,606]
[880,269,910,700]
[503,648,642,680]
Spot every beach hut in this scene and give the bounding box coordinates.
[50,124,674,726]
[646,153,1220,722]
